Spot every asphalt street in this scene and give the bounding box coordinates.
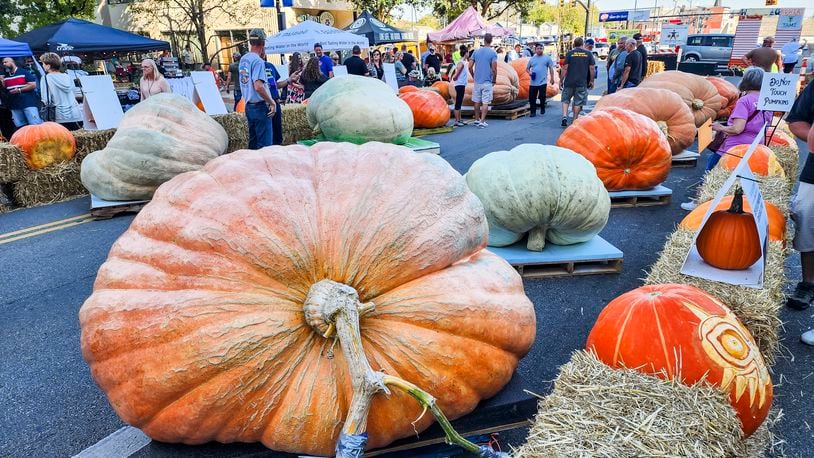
[1,67,812,457]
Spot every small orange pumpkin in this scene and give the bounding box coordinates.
[696,187,762,270]
[586,283,772,436]
[432,81,450,100]
[10,122,76,170]
[400,90,450,128]
[681,196,786,244]
[399,85,420,94]
[719,144,785,177]
[556,107,672,191]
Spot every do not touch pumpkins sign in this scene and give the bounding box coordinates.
[681,126,770,288]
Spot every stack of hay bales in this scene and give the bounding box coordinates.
[212,113,248,152]
[645,60,665,78]
[282,103,312,145]
[0,143,25,211]
[517,138,798,456]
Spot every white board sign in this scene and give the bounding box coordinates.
[757,72,796,112]
[78,75,123,130]
[274,63,289,82]
[680,127,769,288]
[333,65,348,76]
[190,71,227,115]
[382,62,398,93]
[777,13,803,30]
[662,25,689,46]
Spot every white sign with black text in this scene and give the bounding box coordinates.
[757,72,797,112]
[680,126,769,288]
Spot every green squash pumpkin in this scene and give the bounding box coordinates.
[465,144,611,251]
[306,75,413,145]
[80,93,228,201]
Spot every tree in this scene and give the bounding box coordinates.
[127,0,255,62]
[0,0,95,37]
[527,3,599,36]
[427,0,534,22]
[346,0,404,21]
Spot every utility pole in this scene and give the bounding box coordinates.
[584,0,591,36]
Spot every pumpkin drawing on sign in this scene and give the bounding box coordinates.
[586,283,772,436]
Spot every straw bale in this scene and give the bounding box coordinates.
[212,113,248,153]
[0,142,26,183]
[12,160,87,207]
[283,103,313,145]
[72,129,116,163]
[695,167,792,215]
[514,351,777,458]
[772,145,799,180]
[644,229,785,364]
[645,60,665,78]
[0,185,14,213]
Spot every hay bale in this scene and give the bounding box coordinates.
[644,229,785,364]
[212,113,248,153]
[773,145,799,180]
[283,103,313,145]
[12,160,87,207]
[0,142,26,183]
[0,184,14,213]
[695,167,792,214]
[514,351,775,458]
[72,129,116,163]
[645,60,665,77]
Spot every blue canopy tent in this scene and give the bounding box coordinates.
[0,37,35,57]
[14,18,170,54]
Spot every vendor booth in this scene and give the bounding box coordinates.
[14,18,170,54]
[265,19,369,54]
[344,11,415,46]
[427,6,513,43]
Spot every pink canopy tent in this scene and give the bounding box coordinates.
[427,6,513,43]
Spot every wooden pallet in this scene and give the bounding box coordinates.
[450,103,531,120]
[609,185,672,208]
[489,236,623,279]
[413,126,453,137]
[90,195,149,219]
[672,150,700,168]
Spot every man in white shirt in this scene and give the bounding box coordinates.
[781,38,807,74]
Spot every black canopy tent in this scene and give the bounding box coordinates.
[14,18,170,55]
[344,11,415,46]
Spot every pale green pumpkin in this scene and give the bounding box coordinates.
[307,75,413,145]
[80,93,228,201]
[465,144,611,251]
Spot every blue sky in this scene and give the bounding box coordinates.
[595,0,811,13]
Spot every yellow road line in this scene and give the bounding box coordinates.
[0,215,95,245]
[0,213,92,240]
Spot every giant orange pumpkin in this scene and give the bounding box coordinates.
[510,57,530,99]
[586,283,772,436]
[399,85,420,94]
[640,71,722,127]
[432,80,450,100]
[696,187,762,270]
[10,122,76,170]
[448,61,519,106]
[556,107,672,190]
[719,144,785,177]
[400,90,451,128]
[79,142,536,455]
[681,196,786,244]
[594,87,696,155]
[705,76,739,120]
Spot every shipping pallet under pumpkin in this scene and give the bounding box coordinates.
[489,236,623,278]
[672,150,700,168]
[297,137,440,155]
[608,185,672,208]
[90,195,149,219]
[449,102,531,120]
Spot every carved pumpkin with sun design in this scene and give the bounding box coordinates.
[586,283,772,436]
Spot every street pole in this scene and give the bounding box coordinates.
[275,0,286,63]
[585,0,592,37]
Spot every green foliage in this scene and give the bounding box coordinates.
[0,0,95,37]
[527,3,599,36]
[347,0,404,21]
[428,0,534,22]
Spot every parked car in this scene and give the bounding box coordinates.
[681,34,734,65]
[592,42,610,60]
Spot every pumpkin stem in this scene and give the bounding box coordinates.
[527,226,548,251]
[729,186,745,214]
[692,99,705,110]
[304,280,498,457]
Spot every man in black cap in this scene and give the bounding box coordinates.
[633,33,648,80]
[238,28,276,149]
[344,45,370,76]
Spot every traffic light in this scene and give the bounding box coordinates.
[571,0,577,7]
[559,0,564,8]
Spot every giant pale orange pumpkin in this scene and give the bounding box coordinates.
[586,283,772,436]
[399,85,420,94]
[681,196,786,244]
[696,187,762,270]
[79,142,536,455]
[705,76,739,120]
[640,71,722,127]
[556,107,672,190]
[10,122,76,170]
[594,87,696,155]
[448,61,519,106]
[510,57,530,99]
[719,144,785,177]
[432,80,450,100]
[400,90,451,128]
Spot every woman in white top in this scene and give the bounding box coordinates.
[139,59,171,101]
[38,52,83,130]
[450,45,470,127]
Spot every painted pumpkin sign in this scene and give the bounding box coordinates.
[586,284,772,436]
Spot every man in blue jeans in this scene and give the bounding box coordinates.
[239,29,276,149]
[2,57,42,127]
[262,53,285,146]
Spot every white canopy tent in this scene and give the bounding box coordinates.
[265,20,370,54]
